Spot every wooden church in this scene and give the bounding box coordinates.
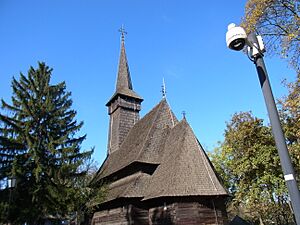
[91,31,229,225]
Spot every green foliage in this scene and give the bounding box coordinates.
[68,160,107,225]
[241,0,300,70]
[279,73,300,179]
[210,75,300,224]
[0,62,94,224]
[210,111,295,224]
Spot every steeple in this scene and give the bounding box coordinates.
[107,27,142,104]
[106,27,143,155]
[116,26,133,92]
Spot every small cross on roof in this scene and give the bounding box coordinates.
[182,111,186,119]
[118,25,127,41]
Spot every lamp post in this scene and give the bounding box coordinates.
[226,23,300,225]
[7,177,16,225]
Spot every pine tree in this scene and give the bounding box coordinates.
[0,62,93,224]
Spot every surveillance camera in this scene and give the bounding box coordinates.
[226,23,247,51]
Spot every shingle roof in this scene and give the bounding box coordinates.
[106,39,142,106]
[116,40,132,91]
[94,99,227,203]
[101,172,151,203]
[143,119,228,199]
[95,99,177,180]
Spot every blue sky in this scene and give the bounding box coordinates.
[0,0,297,165]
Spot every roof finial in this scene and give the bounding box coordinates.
[161,78,167,98]
[182,111,186,119]
[118,25,127,42]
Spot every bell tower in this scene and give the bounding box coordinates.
[106,27,143,155]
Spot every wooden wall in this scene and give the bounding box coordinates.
[149,200,228,225]
[92,199,228,225]
[172,201,227,225]
[92,205,148,225]
[92,206,129,225]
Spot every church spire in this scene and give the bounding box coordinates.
[116,26,133,92]
[106,27,143,155]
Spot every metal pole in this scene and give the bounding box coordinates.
[7,187,12,225]
[248,33,300,225]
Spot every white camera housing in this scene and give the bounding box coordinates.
[226,23,247,51]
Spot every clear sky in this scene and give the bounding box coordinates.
[0,0,297,166]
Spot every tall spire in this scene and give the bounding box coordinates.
[106,26,143,155]
[116,26,133,91]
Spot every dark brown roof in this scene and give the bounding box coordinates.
[143,119,228,199]
[106,89,142,106]
[95,99,178,180]
[106,39,142,106]
[94,99,227,203]
[101,172,151,203]
[116,40,132,91]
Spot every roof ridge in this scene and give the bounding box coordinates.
[118,99,166,151]
[136,100,166,159]
[182,121,227,194]
[95,100,168,180]
[143,118,227,200]
[165,100,175,127]
[169,116,186,130]
[142,121,187,199]
[188,126,218,191]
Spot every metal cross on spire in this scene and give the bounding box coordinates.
[182,111,186,119]
[118,25,127,42]
[161,78,167,98]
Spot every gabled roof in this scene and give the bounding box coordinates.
[95,99,178,181]
[106,39,142,106]
[94,99,228,202]
[143,119,228,199]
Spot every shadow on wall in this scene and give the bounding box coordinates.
[151,207,174,225]
[126,205,149,225]
[124,205,175,225]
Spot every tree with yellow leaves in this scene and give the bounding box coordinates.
[210,75,300,224]
[241,0,300,70]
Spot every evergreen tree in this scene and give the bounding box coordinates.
[0,62,93,224]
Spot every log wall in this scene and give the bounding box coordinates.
[92,205,148,225]
[92,199,228,225]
